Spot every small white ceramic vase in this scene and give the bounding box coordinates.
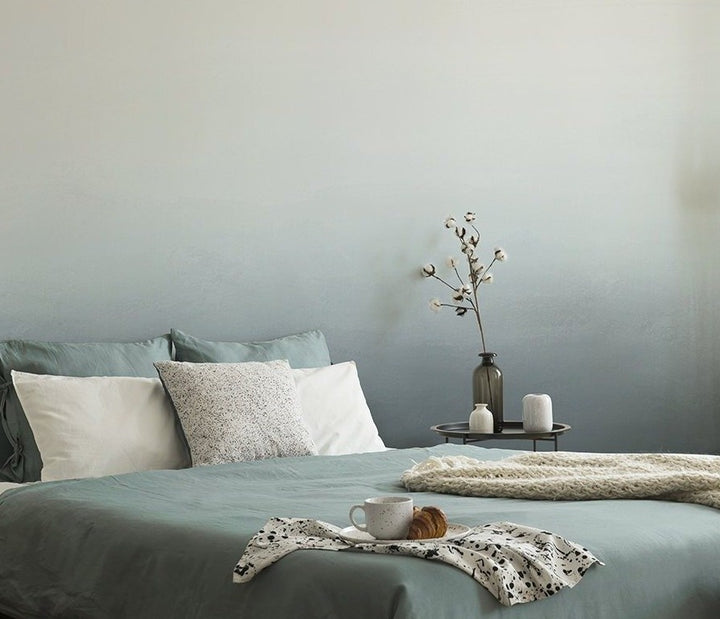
[522,394,553,432]
[469,403,494,433]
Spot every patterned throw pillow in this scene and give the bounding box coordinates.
[154,360,318,465]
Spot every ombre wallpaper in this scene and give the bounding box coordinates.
[2,1,719,454]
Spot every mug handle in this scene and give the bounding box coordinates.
[349,504,367,531]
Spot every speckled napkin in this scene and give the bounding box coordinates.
[233,518,602,606]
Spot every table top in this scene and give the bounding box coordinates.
[431,420,571,441]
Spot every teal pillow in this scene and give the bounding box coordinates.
[171,329,331,368]
[0,336,173,483]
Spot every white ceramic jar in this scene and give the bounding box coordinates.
[522,394,553,432]
[469,403,494,433]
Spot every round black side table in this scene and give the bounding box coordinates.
[431,421,571,451]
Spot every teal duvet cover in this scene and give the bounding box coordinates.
[1,444,719,619]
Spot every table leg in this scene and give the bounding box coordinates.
[533,440,537,452]
[554,436,558,451]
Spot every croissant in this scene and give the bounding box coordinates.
[407,506,448,540]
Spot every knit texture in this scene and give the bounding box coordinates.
[401,452,720,510]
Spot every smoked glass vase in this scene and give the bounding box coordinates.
[472,352,503,433]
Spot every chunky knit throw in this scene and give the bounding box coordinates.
[401,452,720,510]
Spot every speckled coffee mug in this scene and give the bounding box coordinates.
[349,496,413,539]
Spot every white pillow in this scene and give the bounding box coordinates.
[154,360,318,466]
[292,361,386,455]
[11,371,189,481]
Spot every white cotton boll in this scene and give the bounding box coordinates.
[464,212,476,222]
[494,247,507,262]
[429,298,442,312]
[446,256,459,268]
[481,273,494,284]
[461,284,473,296]
[444,216,457,229]
[422,264,436,277]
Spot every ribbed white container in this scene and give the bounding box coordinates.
[522,394,553,432]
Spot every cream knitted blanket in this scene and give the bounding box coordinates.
[401,452,720,510]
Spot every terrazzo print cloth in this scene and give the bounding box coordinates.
[401,452,720,509]
[233,518,601,606]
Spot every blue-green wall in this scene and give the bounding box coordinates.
[2,1,719,454]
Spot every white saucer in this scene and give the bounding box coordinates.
[338,523,470,544]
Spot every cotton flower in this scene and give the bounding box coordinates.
[494,247,507,262]
[421,263,436,277]
[422,212,509,349]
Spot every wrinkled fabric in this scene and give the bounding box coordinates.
[2,445,720,619]
[234,517,602,607]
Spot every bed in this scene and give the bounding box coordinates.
[0,331,719,618]
[2,444,720,618]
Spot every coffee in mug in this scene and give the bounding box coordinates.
[349,496,413,539]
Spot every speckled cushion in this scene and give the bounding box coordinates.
[154,360,318,465]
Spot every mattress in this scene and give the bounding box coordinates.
[0,444,719,618]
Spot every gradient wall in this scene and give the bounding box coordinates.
[2,1,718,452]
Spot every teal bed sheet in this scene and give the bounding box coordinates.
[0,444,719,618]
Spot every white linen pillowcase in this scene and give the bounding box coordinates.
[154,359,318,466]
[11,371,189,482]
[292,361,386,455]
